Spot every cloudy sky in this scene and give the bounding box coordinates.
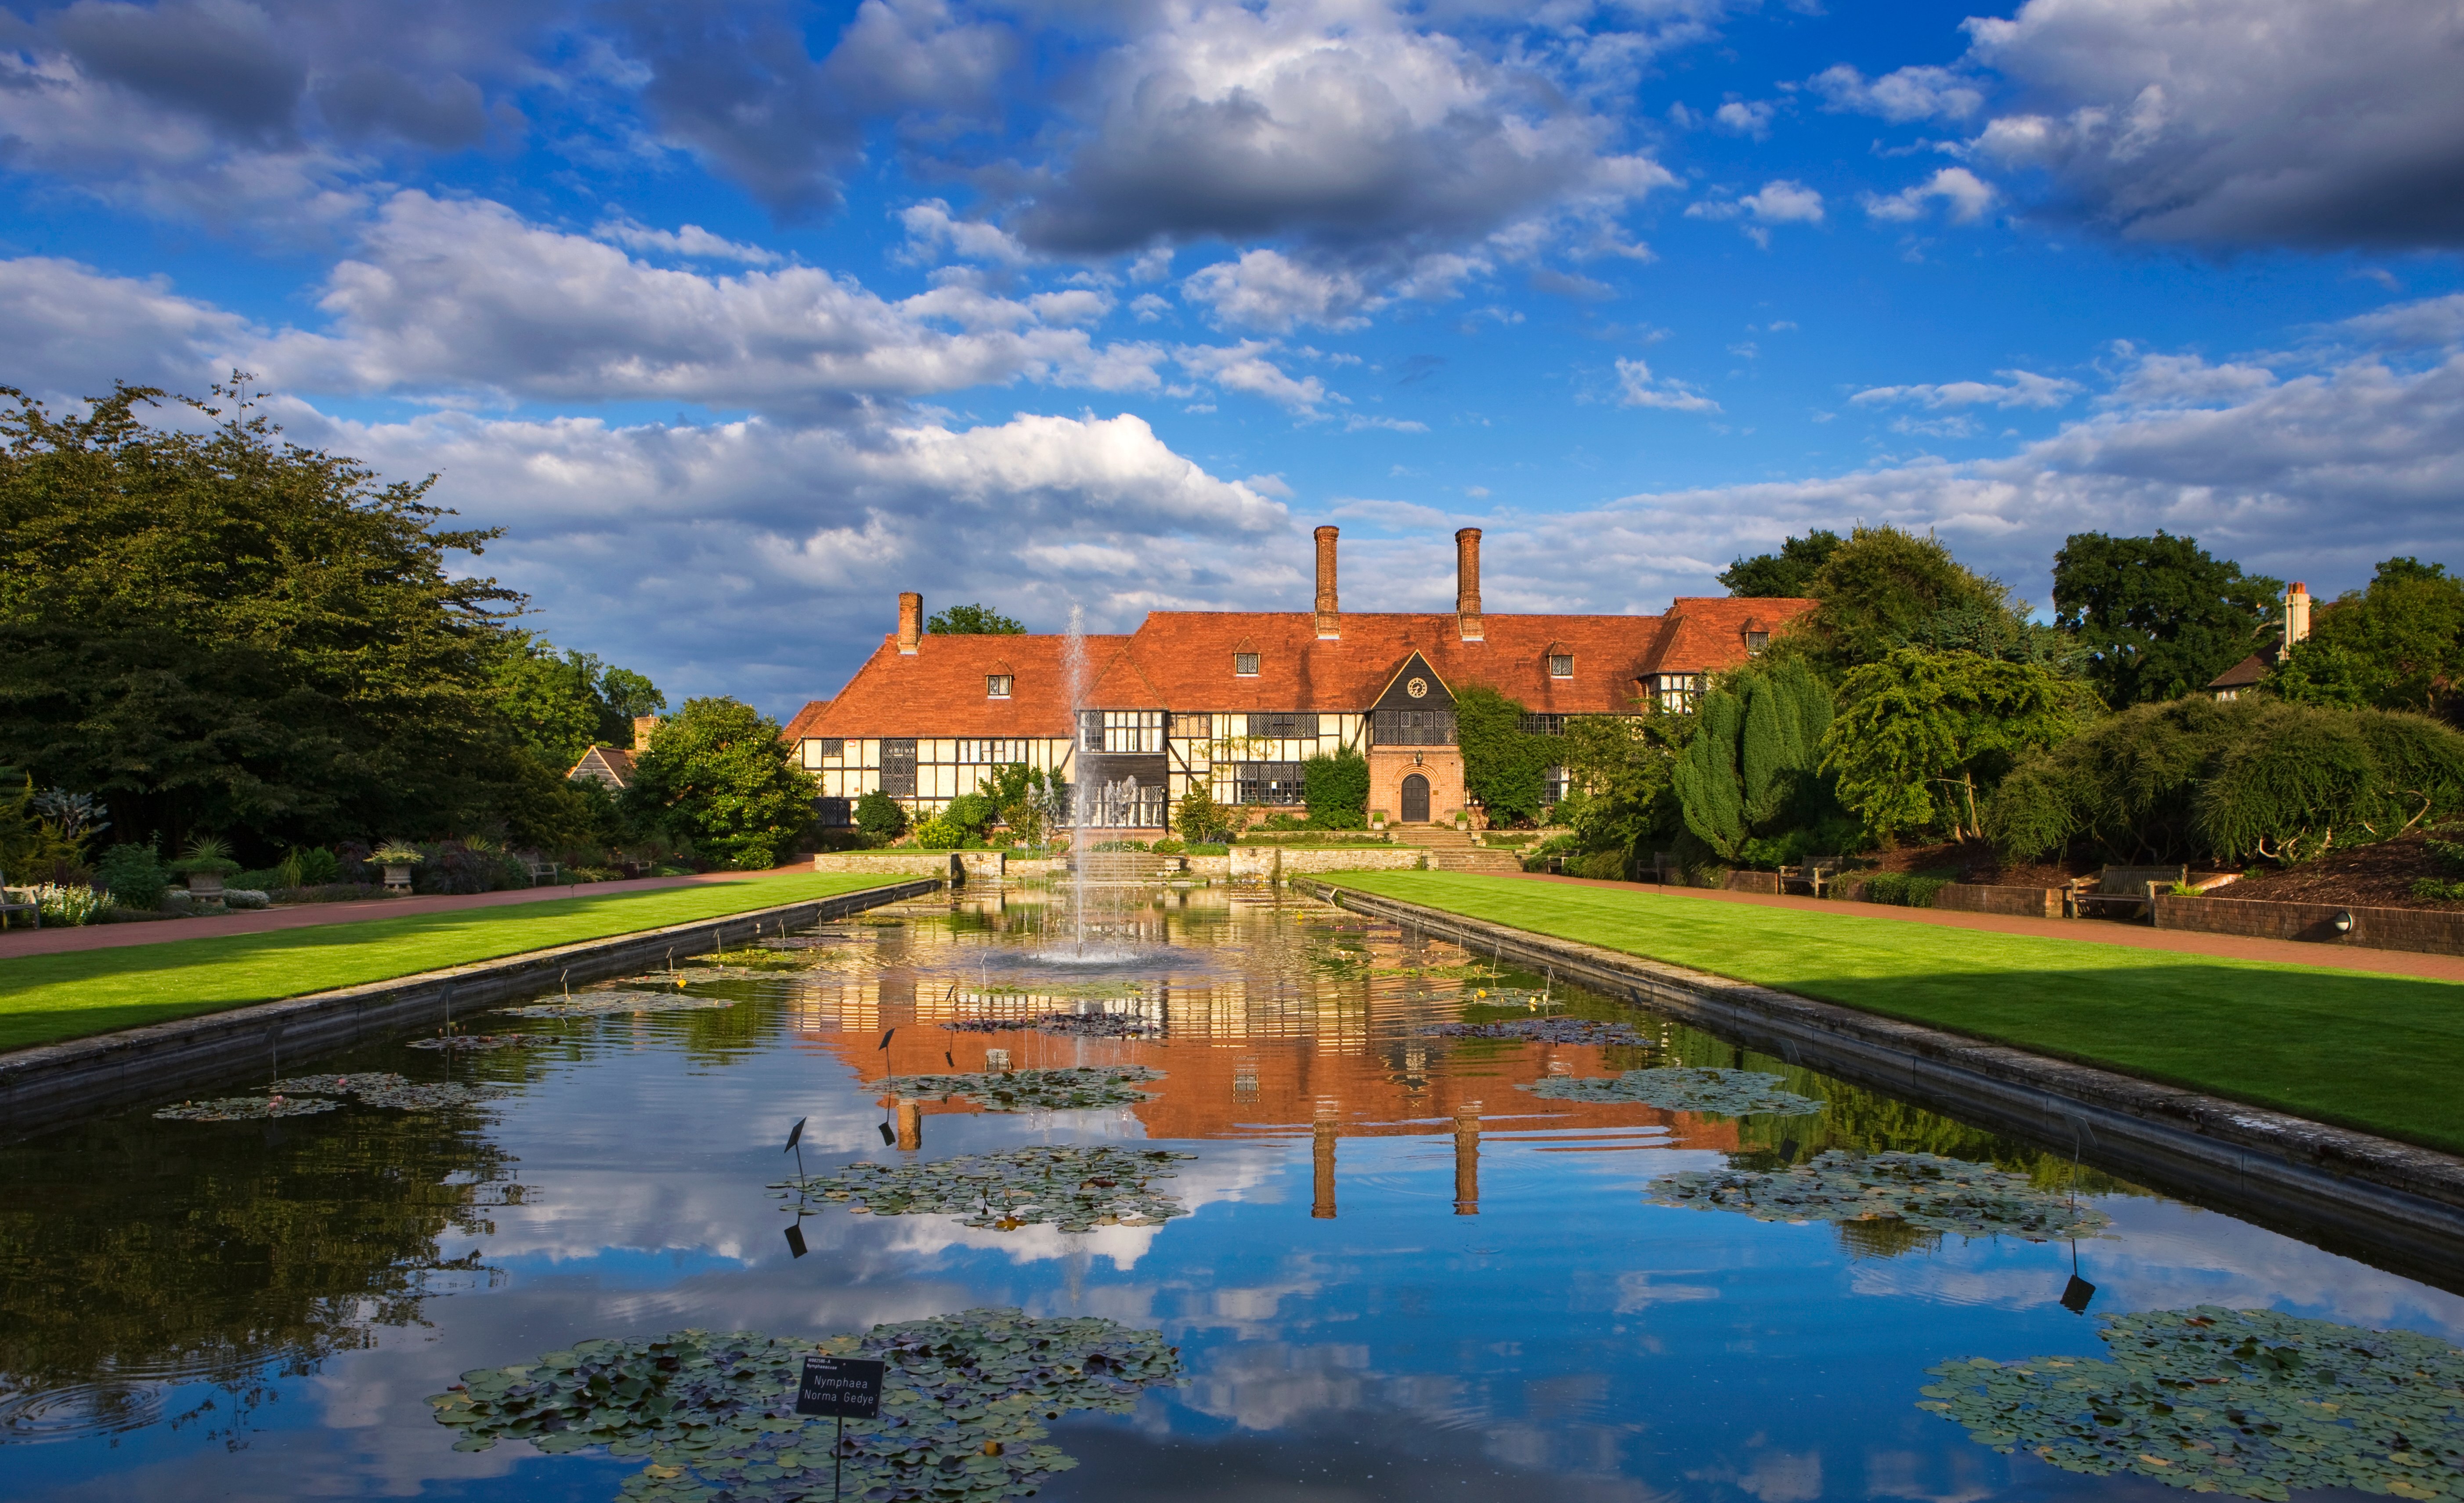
[4,0,2460,712]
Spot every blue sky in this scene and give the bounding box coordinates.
[4,0,2460,714]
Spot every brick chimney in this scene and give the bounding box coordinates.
[631,714,661,749]
[897,591,922,655]
[1455,527,1484,642]
[2284,582,2311,651]
[1314,525,1340,639]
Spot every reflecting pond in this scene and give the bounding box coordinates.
[7,886,2463,1501]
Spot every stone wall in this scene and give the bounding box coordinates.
[1937,883,2064,919]
[1724,870,1779,894]
[1230,846,1427,880]
[811,853,957,877]
[2154,894,2464,956]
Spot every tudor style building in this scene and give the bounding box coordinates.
[785,528,1813,831]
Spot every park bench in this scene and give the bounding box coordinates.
[1778,855,1849,897]
[2069,865,2187,920]
[522,856,564,886]
[1640,851,1681,884]
[0,869,39,930]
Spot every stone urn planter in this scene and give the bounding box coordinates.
[380,864,413,893]
[370,845,423,895]
[183,869,226,899]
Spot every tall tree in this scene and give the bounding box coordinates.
[1787,526,2017,678]
[2050,531,2281,705]
[2272,557,2464,717]
[487,632,667,767]
[926,603,1026,634]
[625,697,820,869]
[1820,649,2092,842]
[1720,530,1841,598]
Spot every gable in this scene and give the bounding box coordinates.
[1371,651,1453,711]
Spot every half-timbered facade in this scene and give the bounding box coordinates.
[784,527,1813,830]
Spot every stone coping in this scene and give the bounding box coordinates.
[0,879,941,1139]
[1306,879,2464,1293]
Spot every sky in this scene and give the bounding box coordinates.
[4,0,2461,716]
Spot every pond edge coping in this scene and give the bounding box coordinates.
[0,878,943,1139]
[1306,878,2464,1293]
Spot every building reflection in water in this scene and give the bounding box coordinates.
[1312,1103,1339,1220]
[1454,1100,1481,1215]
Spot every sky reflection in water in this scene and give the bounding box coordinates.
[5,886,2461,1502]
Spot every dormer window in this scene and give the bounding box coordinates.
[1235,652,1260,677]
[1743,619,1770,656]
[1548,653,1573,678]
[986,674,1013,699]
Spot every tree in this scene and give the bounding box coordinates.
[1455,684,1555,825]
[1788,526,2016,679]
[2050,531,2282,706]
[1301,748,1369,829]
[600,668,667,729]
[0,383,523,854]
[926,603,1025,634]
[2276,557,2464,717]
[2264,640,2374,708]
[1820,649,2092,842]
[1720,530,1842,598]
[1671,661,1835,860]
[1555,714,1684,857]
[624,697,819,869]
[855,789,908,843]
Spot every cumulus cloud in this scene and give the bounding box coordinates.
[1852,368,2079,409]
[1180,250,1373,333]
[1713,99,1774,137]
[895,198,1031,266]
[1614,357,1717,412]
[0,255,256,398]
[1862,166,1997,224]
[1685,180,1824,245]
[595,219,782,264]
[253,192,1164,408]
[1809,63,1982,123]
[1174,340,1330,413]
[1961,0,2464,248]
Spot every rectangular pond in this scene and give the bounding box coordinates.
[6,885,2461,1502]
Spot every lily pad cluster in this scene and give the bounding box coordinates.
[1647,1150,2112,1240]
[428,1308,1182,1503]
[408,1033,542,1052]
[269,1073,502,1110]
[694,947,834,971]
[502,991,739,1019]
[1918,1305,2464,1500]
[1518,1066,1822,1115]
[1463,986,1553,1009]
[152,1094,341,1121]
[773,1146,1197,1232]
[946,1012,1164,1039]
[881,1066,1166,1111]
[1431,1018,1655,1047]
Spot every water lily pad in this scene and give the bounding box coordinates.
[947,1012,1164,1039]
[1647,1150,2112,1240]
[407,1033,543,1052]
[268,1074,502,1110]
[1518,1066,1821,1115]
[153,1095,340,1121]
[1918,1305,2464,1500]
[427,1308,1182,1503]
[881,1066,1165,1111]
[1431,1018,1655,1047]
[502,991,739,1019]
[1462,986,1554,1008]
[773,1146,1197,1231]
[692,947,834,971]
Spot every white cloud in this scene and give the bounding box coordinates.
[1852,369,2079,410]
[1713,99,1774,137]
[2335,293,2464,352]
[1180,250,1373,334]
[594,219,782,265]
[0,256,256,400]
[1686,180,1824,245]
[1809,63,1983,123]
[895,198,1032,266]
[1174,341,1331,413]
[1862,166,1997,224]
[1960,0,2464,248]
[1615,357,1718,412]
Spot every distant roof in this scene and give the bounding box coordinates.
[2207,644,2283,689]
[567,744,637,789]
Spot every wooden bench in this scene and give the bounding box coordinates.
[0,870,39,930]
[2070,865,2187,919]
[523,857,564,886]
[1779,855,1849,897]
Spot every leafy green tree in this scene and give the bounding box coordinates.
[2264,640,2374,708]
[600,668,667,729]
[1455,684,1555,825]
[0,383,522,852]
[624,698,819,868]
[1789,526,2016,678]
[2274,558,2464,716]
[2051,531,2282,705]
[855,789,909,843]
[1555,715,1684,856]
[1720,530,1841,598]
[926,603,1026,634]
[1301,748,1369,829]
[487,632,668,767]
[1820,649,2092,842]
[974,762,1059,845]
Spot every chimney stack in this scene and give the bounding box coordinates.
[631,714,661,750]
[897,591,922,655]
[1455,527,1484,642]
[1314,525,1340,639]
[2285,582,2311,651]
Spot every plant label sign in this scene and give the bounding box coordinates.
[795,1356,885,1419]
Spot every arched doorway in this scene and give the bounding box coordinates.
[1400,773,1430,822]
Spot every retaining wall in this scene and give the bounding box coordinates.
[811,852,960,878]
[1724,871,1781,895]
[1937,883,2065,919]
[1230,847,1426,880]
[0,879,941,1139]
[2154,894,2464,956]
[1303,878,2464,1294]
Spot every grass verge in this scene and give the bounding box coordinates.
[0,872,903,1051]
[1324,871,2464,1156]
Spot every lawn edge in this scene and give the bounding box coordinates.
[1308,876,2464,1291]
[0,878,941,1139]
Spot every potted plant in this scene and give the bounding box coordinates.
[170,836,241,898]
[371,842,424,894]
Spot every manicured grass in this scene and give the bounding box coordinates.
[0,873,902,1051]
[1326,872,2464,1155]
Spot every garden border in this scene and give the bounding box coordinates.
[0,878,942,1139]
[1305,878,2464,1293]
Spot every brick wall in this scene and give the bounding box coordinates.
[2154,894,2464,957]
[1725,871,1780,895]
[1937,883,2063,919]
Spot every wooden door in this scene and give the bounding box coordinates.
[1401,773,1430,822]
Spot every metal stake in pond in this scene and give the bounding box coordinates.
[784,1115,808,1184]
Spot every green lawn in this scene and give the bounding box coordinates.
[1325,872,2464,1155]
[0,872,903,1051]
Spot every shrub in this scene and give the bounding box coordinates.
[1863,872,1954,907]
[33,882,107,925]
[1175,782,1227,845]
[1568,850,1629,880]
[625,696,820,868]
[223,888,272,910]
[943,793,1000,839]
[1150,838,1185,855]
[909,815,965,849]
[168,835,240,876]
[93,843,170,908]
[855,790,908,843]
[1301,749,1370,829]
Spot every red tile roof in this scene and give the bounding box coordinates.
[798,633,1130,738]
[780,699,832,741]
